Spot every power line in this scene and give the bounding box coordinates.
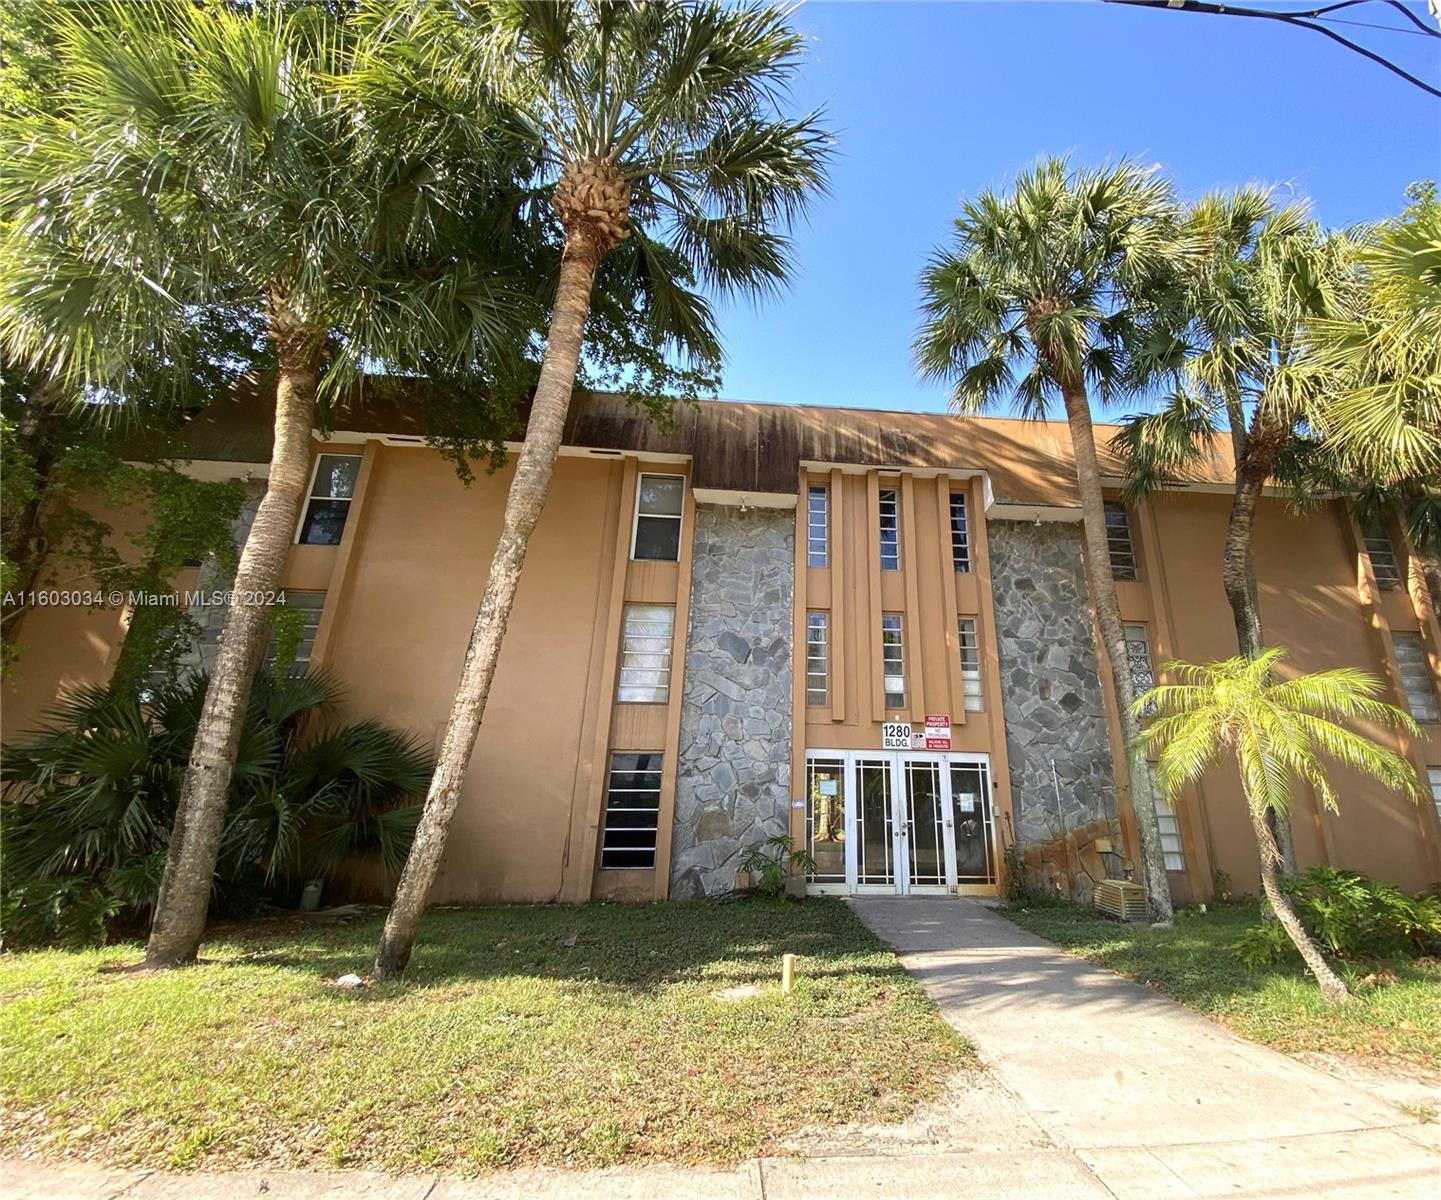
[1101,0,1441,99]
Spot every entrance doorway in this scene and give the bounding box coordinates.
[804,751,997,895]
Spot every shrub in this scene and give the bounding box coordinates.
[1002,843,1030,905]
[739,835,816,898]
[1231,866,1441,965]
[1,669,431,947]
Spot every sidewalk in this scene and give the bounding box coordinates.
[849,896,1441,1198]
[7,898,1439,1199]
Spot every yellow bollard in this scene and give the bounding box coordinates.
[781,953,797,997]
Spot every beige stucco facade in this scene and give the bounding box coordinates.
[5,391,1440,904]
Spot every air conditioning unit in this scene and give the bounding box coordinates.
[1093,879,1147,923]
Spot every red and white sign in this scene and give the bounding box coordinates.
[923,713,952,750]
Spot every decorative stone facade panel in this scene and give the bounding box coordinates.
[670,504,794,898]
[988,519,1119,894]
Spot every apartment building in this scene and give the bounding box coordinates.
[7,388,1441,905]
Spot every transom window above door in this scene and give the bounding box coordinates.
[632,473,685,561]
[297,453,361,545]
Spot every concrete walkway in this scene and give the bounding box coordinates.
[7,898,1439,1199]
[849,896,1441,1198]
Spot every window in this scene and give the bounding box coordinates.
[265,591,326,673]
[632,473,684,561]
[957,617,982,711]
[805,612,829,707]
[806,757,847,882]
[617,605,674,703]
[878,487,900,570]
[881,613,905,708]
[1430,767,1441,829]
[1154,795,1186,872]
[1362,520,1402,591]
[600,753,663,869]
[298,454,362,545]
[1104,502,1138,581]
[1125,623,1156,713]
[1393,632,1440,722]
[807,486,829,567]
[949,492,971,573]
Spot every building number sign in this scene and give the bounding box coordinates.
[881,722,912,750]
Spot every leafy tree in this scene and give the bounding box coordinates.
[1,668,431,948]
[1307,187,1441,609]
[1134,648,1422,1001]
[369,0,831,978]
[915,157,1178,923]
[1113,188,1343,870]
[0,0,535,967]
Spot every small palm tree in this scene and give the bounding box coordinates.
[370,0,831,978]
[0,1,532,967]
[1134,647,1423,1002]
[915,157,1179,922]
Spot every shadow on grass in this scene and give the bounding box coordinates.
[86,897,916,1002]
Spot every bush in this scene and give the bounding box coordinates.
[1,669,431,947]
[739,835,815,898]
[1231,866,1441,966]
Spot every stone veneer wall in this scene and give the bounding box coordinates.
[987,519,1119,894]
[670,504,794,898]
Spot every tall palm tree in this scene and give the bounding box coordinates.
[370,0,830,978]
[0,0,532,967]
[915,158,1178,923]
[1114,189,1342,871]
[1134,648,1422,1002]
[1308,193,1441,610]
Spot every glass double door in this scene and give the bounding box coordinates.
[806,752,995,895]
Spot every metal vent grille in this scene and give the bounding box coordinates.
[1093,879,1148,923]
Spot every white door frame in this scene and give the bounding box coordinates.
[804,749,995,896]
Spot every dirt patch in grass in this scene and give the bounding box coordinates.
[0,899,972,1173]
[1002,901,1441,1075]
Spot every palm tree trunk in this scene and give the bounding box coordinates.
[1062,385,1174,923]
[1222,418,1297,874]
[1249,803,1350,1002]
[373,235,600,980]
[144,326,320,968]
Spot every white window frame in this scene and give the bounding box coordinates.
[1154,794,1186,872]
[600,752,663,870]
[878,486,900,571]
[1429,767,1441,829]
[1362,520,1403,591]
[957,616,982,711]
[806,611,829,707]
[807,485,829,568]
[1393,632,1440,723]
[630,472,686,562]
[949,492,971,573]
[1105,501,1138,581]
[1124,622,1157,713]
[616,604,675,703]
[295,452,363,545]
[881,613,905,709]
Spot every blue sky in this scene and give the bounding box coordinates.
[710,0,1441,416]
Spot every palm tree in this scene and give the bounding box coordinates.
[1134,648,1422,1001]
[370,0,831,978]
[915,158,1178,923]
[1308,189,1441,492]
[1113,188,1342,871]
[0,0,531,967]
[1308,192,1441,610]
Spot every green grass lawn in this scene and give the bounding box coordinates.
[0,899,970,1173]
[1002,901,1441,1071]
